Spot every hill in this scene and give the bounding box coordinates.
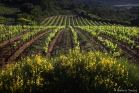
[68,0,139,4]
[0,0,139,26]
[0,15,139,93]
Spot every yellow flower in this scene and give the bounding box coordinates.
[27,80,30,85]
[36,76,43,86]
[1,70,5,75]
[115,83,118,86]
[106,79,110,82]
[35,55,42,65]
[48,63,53,70]
[126,71,128,76]
[118,86,121,89]
[121,69,124,74]
[0,82,3,87]
[27,57,31,62]
[10,71,12,76]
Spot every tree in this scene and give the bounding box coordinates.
[19,3,34,14]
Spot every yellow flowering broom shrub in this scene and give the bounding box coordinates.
[0,49,139,93]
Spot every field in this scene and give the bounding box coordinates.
[0,15,139,93]
[0,15,139,64]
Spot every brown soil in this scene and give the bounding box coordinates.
[50,28,75,57]
[75,29,98,52]
[8,30,52,62]
[0,34,25,48]
[76,28,108,53]
[47,29,64,57]
[0,29,38,49]
[17,32,51,59]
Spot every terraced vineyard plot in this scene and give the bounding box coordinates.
[17,31,52,60]
[76,25,139,64]
[0,15,139,93]
[76,29,94,51]
[76,28,108,53]
[99,32,139,63]
[0,26,54,67]
[51,28,75,56]
[0,15,139,66]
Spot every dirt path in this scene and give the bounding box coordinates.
[0,30,49,62]
[0,29,36,49]
[0,29,52,69]
[17,32,50,59]
[76,28,108,53]
[7,30,52,62]
[0,33,26,48]
[75,29,98,52]
[50,28,74,57]
[47,29,64,57]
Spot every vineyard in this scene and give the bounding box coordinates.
[0,15,139,65]
[0,15,139,93]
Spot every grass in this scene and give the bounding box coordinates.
[0,49,139,93]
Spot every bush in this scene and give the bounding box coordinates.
[16,13,37,25]
[19,3,34,14]
[0,50,138,93]
[0,16,6,22]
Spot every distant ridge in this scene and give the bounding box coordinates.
[68,0,139,4]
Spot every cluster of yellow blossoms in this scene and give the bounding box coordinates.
[0,50,138,93]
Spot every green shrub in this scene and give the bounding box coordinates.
[0,50,138,93]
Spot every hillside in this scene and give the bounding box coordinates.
[0,0,139,26]
[0,15,139,92]
[68,0,139,4]
[100,0,139,4]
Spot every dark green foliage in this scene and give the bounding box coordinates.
[19,3,34,14]
[80,10,86,16]
[0,0,139,26]
[131,16,139,26]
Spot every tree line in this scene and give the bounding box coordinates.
[0,0,139,26]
